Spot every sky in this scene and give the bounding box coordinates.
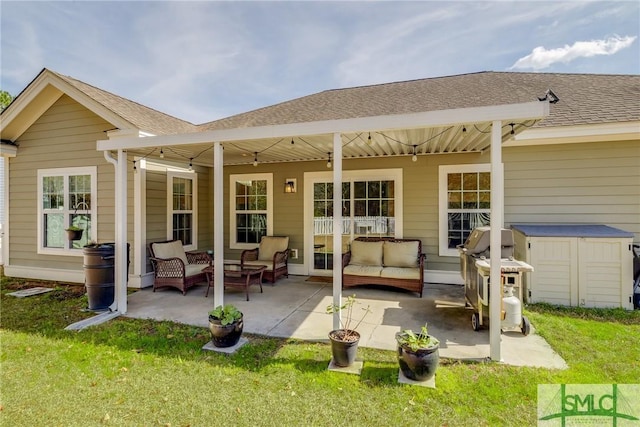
[1,1,638,124]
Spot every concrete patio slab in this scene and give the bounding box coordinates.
[124,276,567,369]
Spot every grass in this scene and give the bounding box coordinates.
[1,273,639,426]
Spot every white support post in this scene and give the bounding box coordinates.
[133,158,146,279]
[489,121,504,361]
[115,149,128,313]
[213,142,225,309]
[332,133,343,330]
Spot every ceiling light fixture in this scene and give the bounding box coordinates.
[509,123,515,135]
[367,132,372,145]
[159,148,164,159]
[411,145,418,162]
[188,158,193,171]
[326,152,332,169]
[253,152,259,167]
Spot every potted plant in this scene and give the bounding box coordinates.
[208,304,243,348]
[325,294,371,367]
[396,323,440,382]
[65,225,84,241]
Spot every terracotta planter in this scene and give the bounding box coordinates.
[208,314,243,348]
[66,229,84,241]
[328,329,360,367]
[396,333,440,381]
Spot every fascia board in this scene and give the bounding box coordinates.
[98,101,550,151]
[504,121,640,146]
[0,80,63,141]
[0,71,137,142]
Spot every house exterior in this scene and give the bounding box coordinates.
[1,69,638,295]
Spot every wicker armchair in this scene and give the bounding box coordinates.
[240,236,289,283]
[148,240,210,295]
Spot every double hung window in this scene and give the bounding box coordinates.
[38,167,96,253]
[439,164,491,256]
[230,173,272,249]
[167,171,197,250]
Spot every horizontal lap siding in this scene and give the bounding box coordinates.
[504,140,640,241]
[222,153,483,271]
[7,95,127,271]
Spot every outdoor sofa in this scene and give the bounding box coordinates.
[342,237,425,297]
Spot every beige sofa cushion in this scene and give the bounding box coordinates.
[258,236,289,261]
[349,240,384,266]
[185,263,206,277]
[344,264,383,277]
[380,267,421,280]
[383,241,419,268]
[152,240,188,265]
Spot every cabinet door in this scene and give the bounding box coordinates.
[578,238,633,309]
[530,238,578,306]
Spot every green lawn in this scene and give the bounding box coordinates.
[1,274,639,426]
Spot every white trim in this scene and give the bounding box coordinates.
[425,269,464,285]
[0,144,17,157]
[1,158,9,265]
[127,271,155,289]
[438,163,491,257]
[166,170,198,251]
[303,168,403,276]
[97,101,550,151]
[4,265,86,283]
[506,122,640,146]
[36,166,97,256]
[229,173,273,250]
[1,71,135,142]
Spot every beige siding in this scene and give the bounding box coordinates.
[10,97,638,281]
[504,140,640,239]
[7,95,129,271]
[144,165,212,274]
[221,153,485,271]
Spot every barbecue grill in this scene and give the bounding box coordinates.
[458,226,534,335]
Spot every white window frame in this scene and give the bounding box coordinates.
[229,173,273,250]
[37,166,97,256]
[167,171,198,251]
[438,163,491,257]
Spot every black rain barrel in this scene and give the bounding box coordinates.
[83,243,129,310]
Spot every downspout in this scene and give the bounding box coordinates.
[104,150,128,314]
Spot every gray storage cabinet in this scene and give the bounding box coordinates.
[512,224,634,309]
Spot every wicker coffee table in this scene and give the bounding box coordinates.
[203,263,266,301]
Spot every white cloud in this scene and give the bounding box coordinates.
[510,35,637,70]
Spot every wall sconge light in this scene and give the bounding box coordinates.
[284,178,297,193]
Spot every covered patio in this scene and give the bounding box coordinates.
[122,275,567,369]
[98,95,552,362]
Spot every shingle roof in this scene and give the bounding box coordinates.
[51,71,198,135]
[200,71,640,131]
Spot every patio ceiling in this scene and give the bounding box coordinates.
[126,120,539,168]
[102,102,546,168]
